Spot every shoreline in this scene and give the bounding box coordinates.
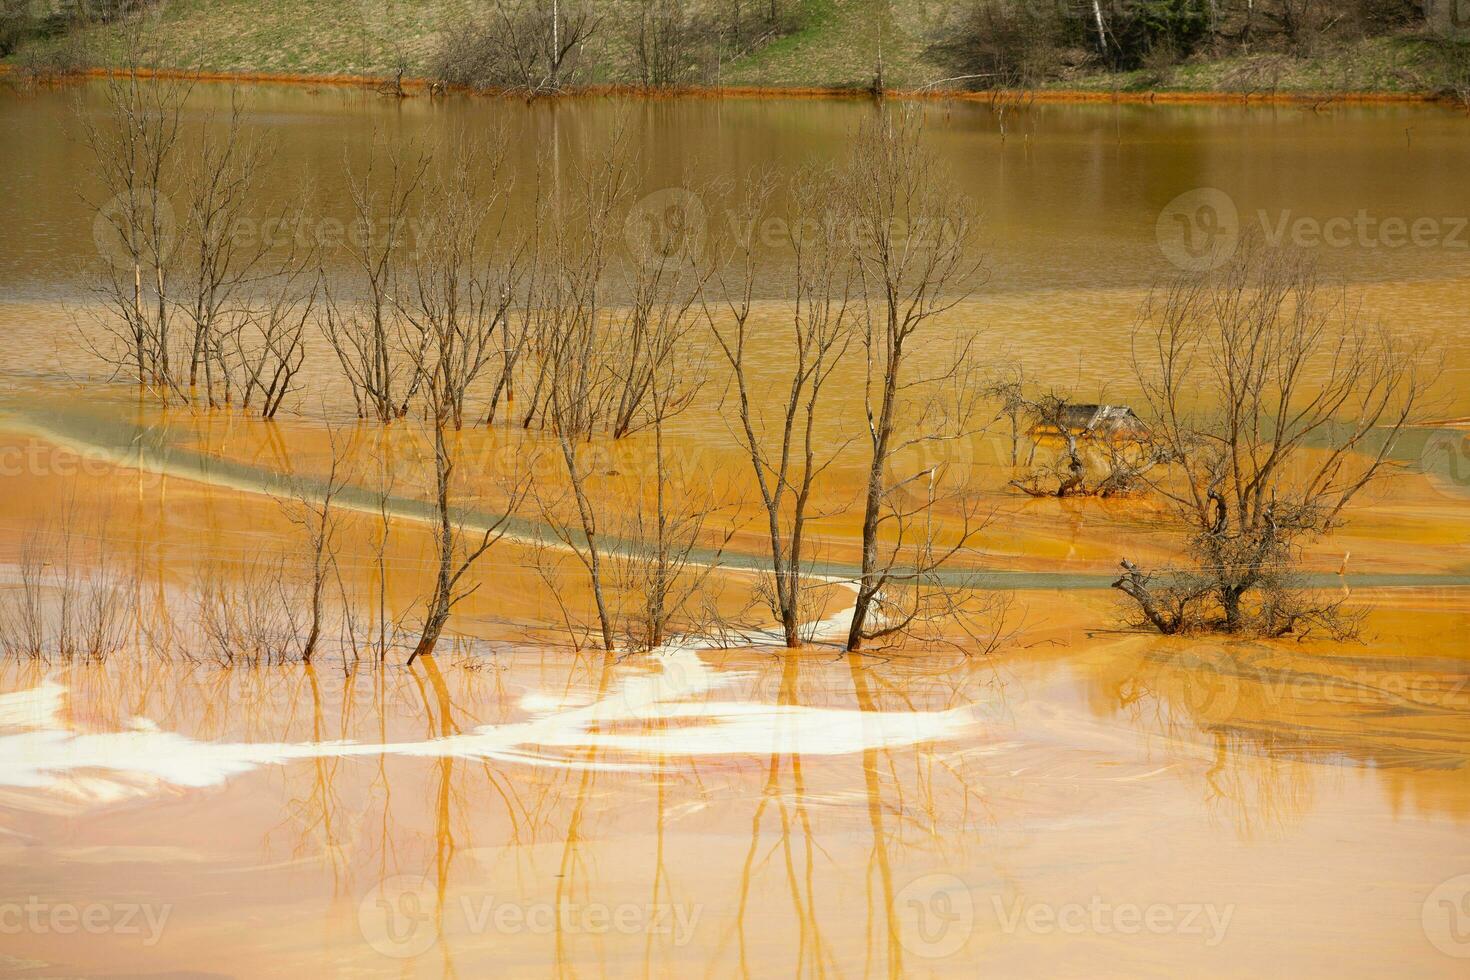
[1,63,1462,108]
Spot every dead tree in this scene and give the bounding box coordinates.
[986,366,1027,467]
[399,137,525,431]
[322,139,431,422]
[406,143,532,665]
[606,341,733,651]
[175,93,269,405]
[534,136,718,652]
[234,251,319,419]
[705,170,855,647]
[439,0,600,93]
[1116,240,1427,637]
[838,108,989,652]
[81,60,191,397]
[533,144,635,651]
[280,424,354,664]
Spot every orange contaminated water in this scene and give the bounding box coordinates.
[0,82,1467,977]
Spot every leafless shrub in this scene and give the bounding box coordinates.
[321,138,431,422]
[431,0,600,93]
[1114,239,1427,638]
[622,0,722,87]
[399,136,527,431]
[194,553,306,667]
[0,513,133,663]
[1007,393,1164,498]
[277,426,356,664]
[0,537,49,659]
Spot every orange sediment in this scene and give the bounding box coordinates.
[0,62,1459,106]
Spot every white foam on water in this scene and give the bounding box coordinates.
[0,590,980,810]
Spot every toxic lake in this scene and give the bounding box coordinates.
[0,80,1467,977]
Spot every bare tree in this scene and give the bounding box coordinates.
[837,108,990,652]
[705,170,855,647]
[408,417,529,665]
[322,139,431,422]
[280,424,354,664]
[624,0,713,88]
[433,0,600,93]
[1115,241,1427,637]
[986,365,1027,467]
[532,135,719,651]
[607,249,729,650]
[82,53,317,415]
[81,54,190,396]
[405,142,534,664]
[233,245,319,419]
[534,144,638,651]
[398,136,526,431]
[175,93,265,403]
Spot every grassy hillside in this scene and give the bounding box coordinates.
[3,0,1467,97]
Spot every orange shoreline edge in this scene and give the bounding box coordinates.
[0,62,1460,107]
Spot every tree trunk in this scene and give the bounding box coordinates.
[1091,0,1109,59]
[1112,560,1181,635]
[1220,586,1243,632]
[409,423,456,665]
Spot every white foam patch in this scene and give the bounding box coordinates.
[0,587,980,809]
